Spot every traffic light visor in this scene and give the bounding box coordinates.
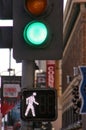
[25,0,47,16]
[23,21,48,46]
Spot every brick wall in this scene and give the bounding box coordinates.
[62,10,86,92]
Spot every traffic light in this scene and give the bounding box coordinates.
[0,0,13,48]
[13,0,63,60]
[0,0,12,19]
[0,27,12,48]
[21,88,57,121]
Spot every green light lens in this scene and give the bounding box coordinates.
[23,21,48,46]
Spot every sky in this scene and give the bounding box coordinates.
[0,0,67,76]
[0,49,22,76]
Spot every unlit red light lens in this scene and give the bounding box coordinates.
[25,0,47,16]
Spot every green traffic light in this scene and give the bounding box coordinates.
[23,21,48,47]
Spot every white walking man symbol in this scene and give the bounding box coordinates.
[25,92,39,117]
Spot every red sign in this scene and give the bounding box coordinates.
[46,60,55,88]
[1,102,15,117]
[1,76,21,116]
[1,84,20,116]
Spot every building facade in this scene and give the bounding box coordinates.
[62,0,86,130]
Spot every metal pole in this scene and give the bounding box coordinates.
[8,48,11,76]
[21,60,35,130]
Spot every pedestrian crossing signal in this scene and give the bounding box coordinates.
[21,88,57,121]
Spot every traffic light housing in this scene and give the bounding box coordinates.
[21,88,57,121]
[0,0,12,19]
[13,0,63,60]
[0,27,12,48]
[0,0,12,48]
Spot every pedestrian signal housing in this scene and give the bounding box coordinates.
[21,88,57,121]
